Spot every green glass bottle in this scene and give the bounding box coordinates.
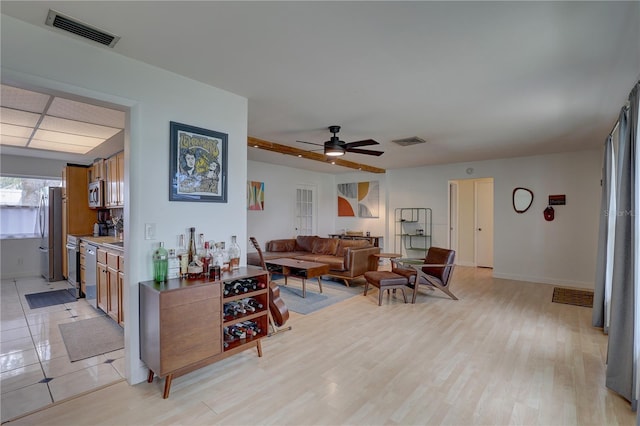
[153,242,169,282]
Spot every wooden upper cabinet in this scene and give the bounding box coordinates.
[117,152,124,206]
[106,152,124,207]
[89,159,105,182]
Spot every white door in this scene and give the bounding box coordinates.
[295,185,316,236]
[449,182,458,252]
[475,180,494,268]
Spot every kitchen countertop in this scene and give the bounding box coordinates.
[79,235,124,251]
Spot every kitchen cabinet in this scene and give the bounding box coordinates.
[62,165,95,278]
[97,246,124,325]
[88,159,105,182]
[106,151,124,207]
[97,249,108,313]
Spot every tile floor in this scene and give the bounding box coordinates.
[1,276,125,422]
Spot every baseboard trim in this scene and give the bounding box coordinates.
[492,271,594,289]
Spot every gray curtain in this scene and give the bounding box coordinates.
[593,135,613,329]
[606,82,638,405]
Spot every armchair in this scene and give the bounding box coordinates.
[392,247,457,303]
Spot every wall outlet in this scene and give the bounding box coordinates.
[144,223,156,240]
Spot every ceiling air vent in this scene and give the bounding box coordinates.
[45,9,120,48]
[391,136,427,147]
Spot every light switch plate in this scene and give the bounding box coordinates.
[145,223,156,240]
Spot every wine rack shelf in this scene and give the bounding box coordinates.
[139,266,269,399]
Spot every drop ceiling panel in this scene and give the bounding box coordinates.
[29,139,94,154]
[0,135,29,147]
[32,129,102,147]
[47,97,125,128]
[0,85,50,113]
[39,116,121,139]
[0,123,33,138]
[0,108,41,127]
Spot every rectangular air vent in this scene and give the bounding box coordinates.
[45,9,120,48]
[391,136,427,147]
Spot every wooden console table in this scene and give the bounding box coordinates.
[139,267,269,398]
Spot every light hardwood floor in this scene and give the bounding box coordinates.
[5,267,635,425]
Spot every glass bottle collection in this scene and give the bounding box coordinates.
[153,227,242,282]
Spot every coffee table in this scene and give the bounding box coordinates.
[265,258,330,298]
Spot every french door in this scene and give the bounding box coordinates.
[295,185,316,236]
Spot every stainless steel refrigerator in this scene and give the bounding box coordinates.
[38,187,64,282]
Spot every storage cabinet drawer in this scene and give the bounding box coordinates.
[160,285,220,310]
[97,249,107,264]
[107,252,119,269]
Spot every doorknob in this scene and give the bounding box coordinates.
[478,228,482,231]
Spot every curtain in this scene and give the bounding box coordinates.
[606,82,638,406]
[593,135,615,331]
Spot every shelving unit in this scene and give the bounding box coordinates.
[139,267,268,399]
[394,208,432,258]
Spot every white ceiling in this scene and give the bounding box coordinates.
[2,1,639,173]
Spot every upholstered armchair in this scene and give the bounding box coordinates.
[391,247,457,303]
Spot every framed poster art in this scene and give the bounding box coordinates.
[169,121,228,202]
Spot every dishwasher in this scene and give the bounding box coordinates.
[85,244,98,309]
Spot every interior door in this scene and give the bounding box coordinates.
[295,185,315,236]
[449,182,458,252]
[475,180,494,268]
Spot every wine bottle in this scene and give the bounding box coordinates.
[177,234,188,278]
[228,235,241,270]
[153,242,168,282]
[188,227,196,263]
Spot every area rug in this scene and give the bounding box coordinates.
[25,289,76,309]
[59,316,124,362]
[552,287,594,308]
[272,276,362,315]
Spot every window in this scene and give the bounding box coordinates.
[0,176,61,238]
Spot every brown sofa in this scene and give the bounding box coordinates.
[247,235,381,286]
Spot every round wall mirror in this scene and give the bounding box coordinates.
[513,187,534,213]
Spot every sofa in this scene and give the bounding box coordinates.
[247,235,381,286]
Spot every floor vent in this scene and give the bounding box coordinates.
[391,136,427,147]
[45,9,120,48]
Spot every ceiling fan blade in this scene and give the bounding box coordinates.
[345,148,384,156]
[345,139,379,148]
[296,140,324,147]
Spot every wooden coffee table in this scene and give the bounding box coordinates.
[265,258,330,298]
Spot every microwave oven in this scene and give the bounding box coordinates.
[88,181,104,208]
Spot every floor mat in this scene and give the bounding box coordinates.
[273,276,361,315]
[59,316,124,362]
[552,287,594,308]
[25,289,76,309]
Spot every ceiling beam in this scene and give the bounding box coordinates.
[247,137,386,174]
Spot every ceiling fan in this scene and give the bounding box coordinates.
[297,126,383,157]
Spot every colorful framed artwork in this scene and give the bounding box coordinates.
[169,121,227,202]
[248,181,264,210]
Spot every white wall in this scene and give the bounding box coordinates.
[1,238,41,278]
[0,155,69,178]
[2,15,248,385]
[247,161,335,248]
[387,149,602,289]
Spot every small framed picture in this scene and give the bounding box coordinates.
[169,121,228,203]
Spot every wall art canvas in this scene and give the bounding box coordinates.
[169,121,227,202]
[337,182,357,216]
[358,180,379,218]
[248,181,265,210]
